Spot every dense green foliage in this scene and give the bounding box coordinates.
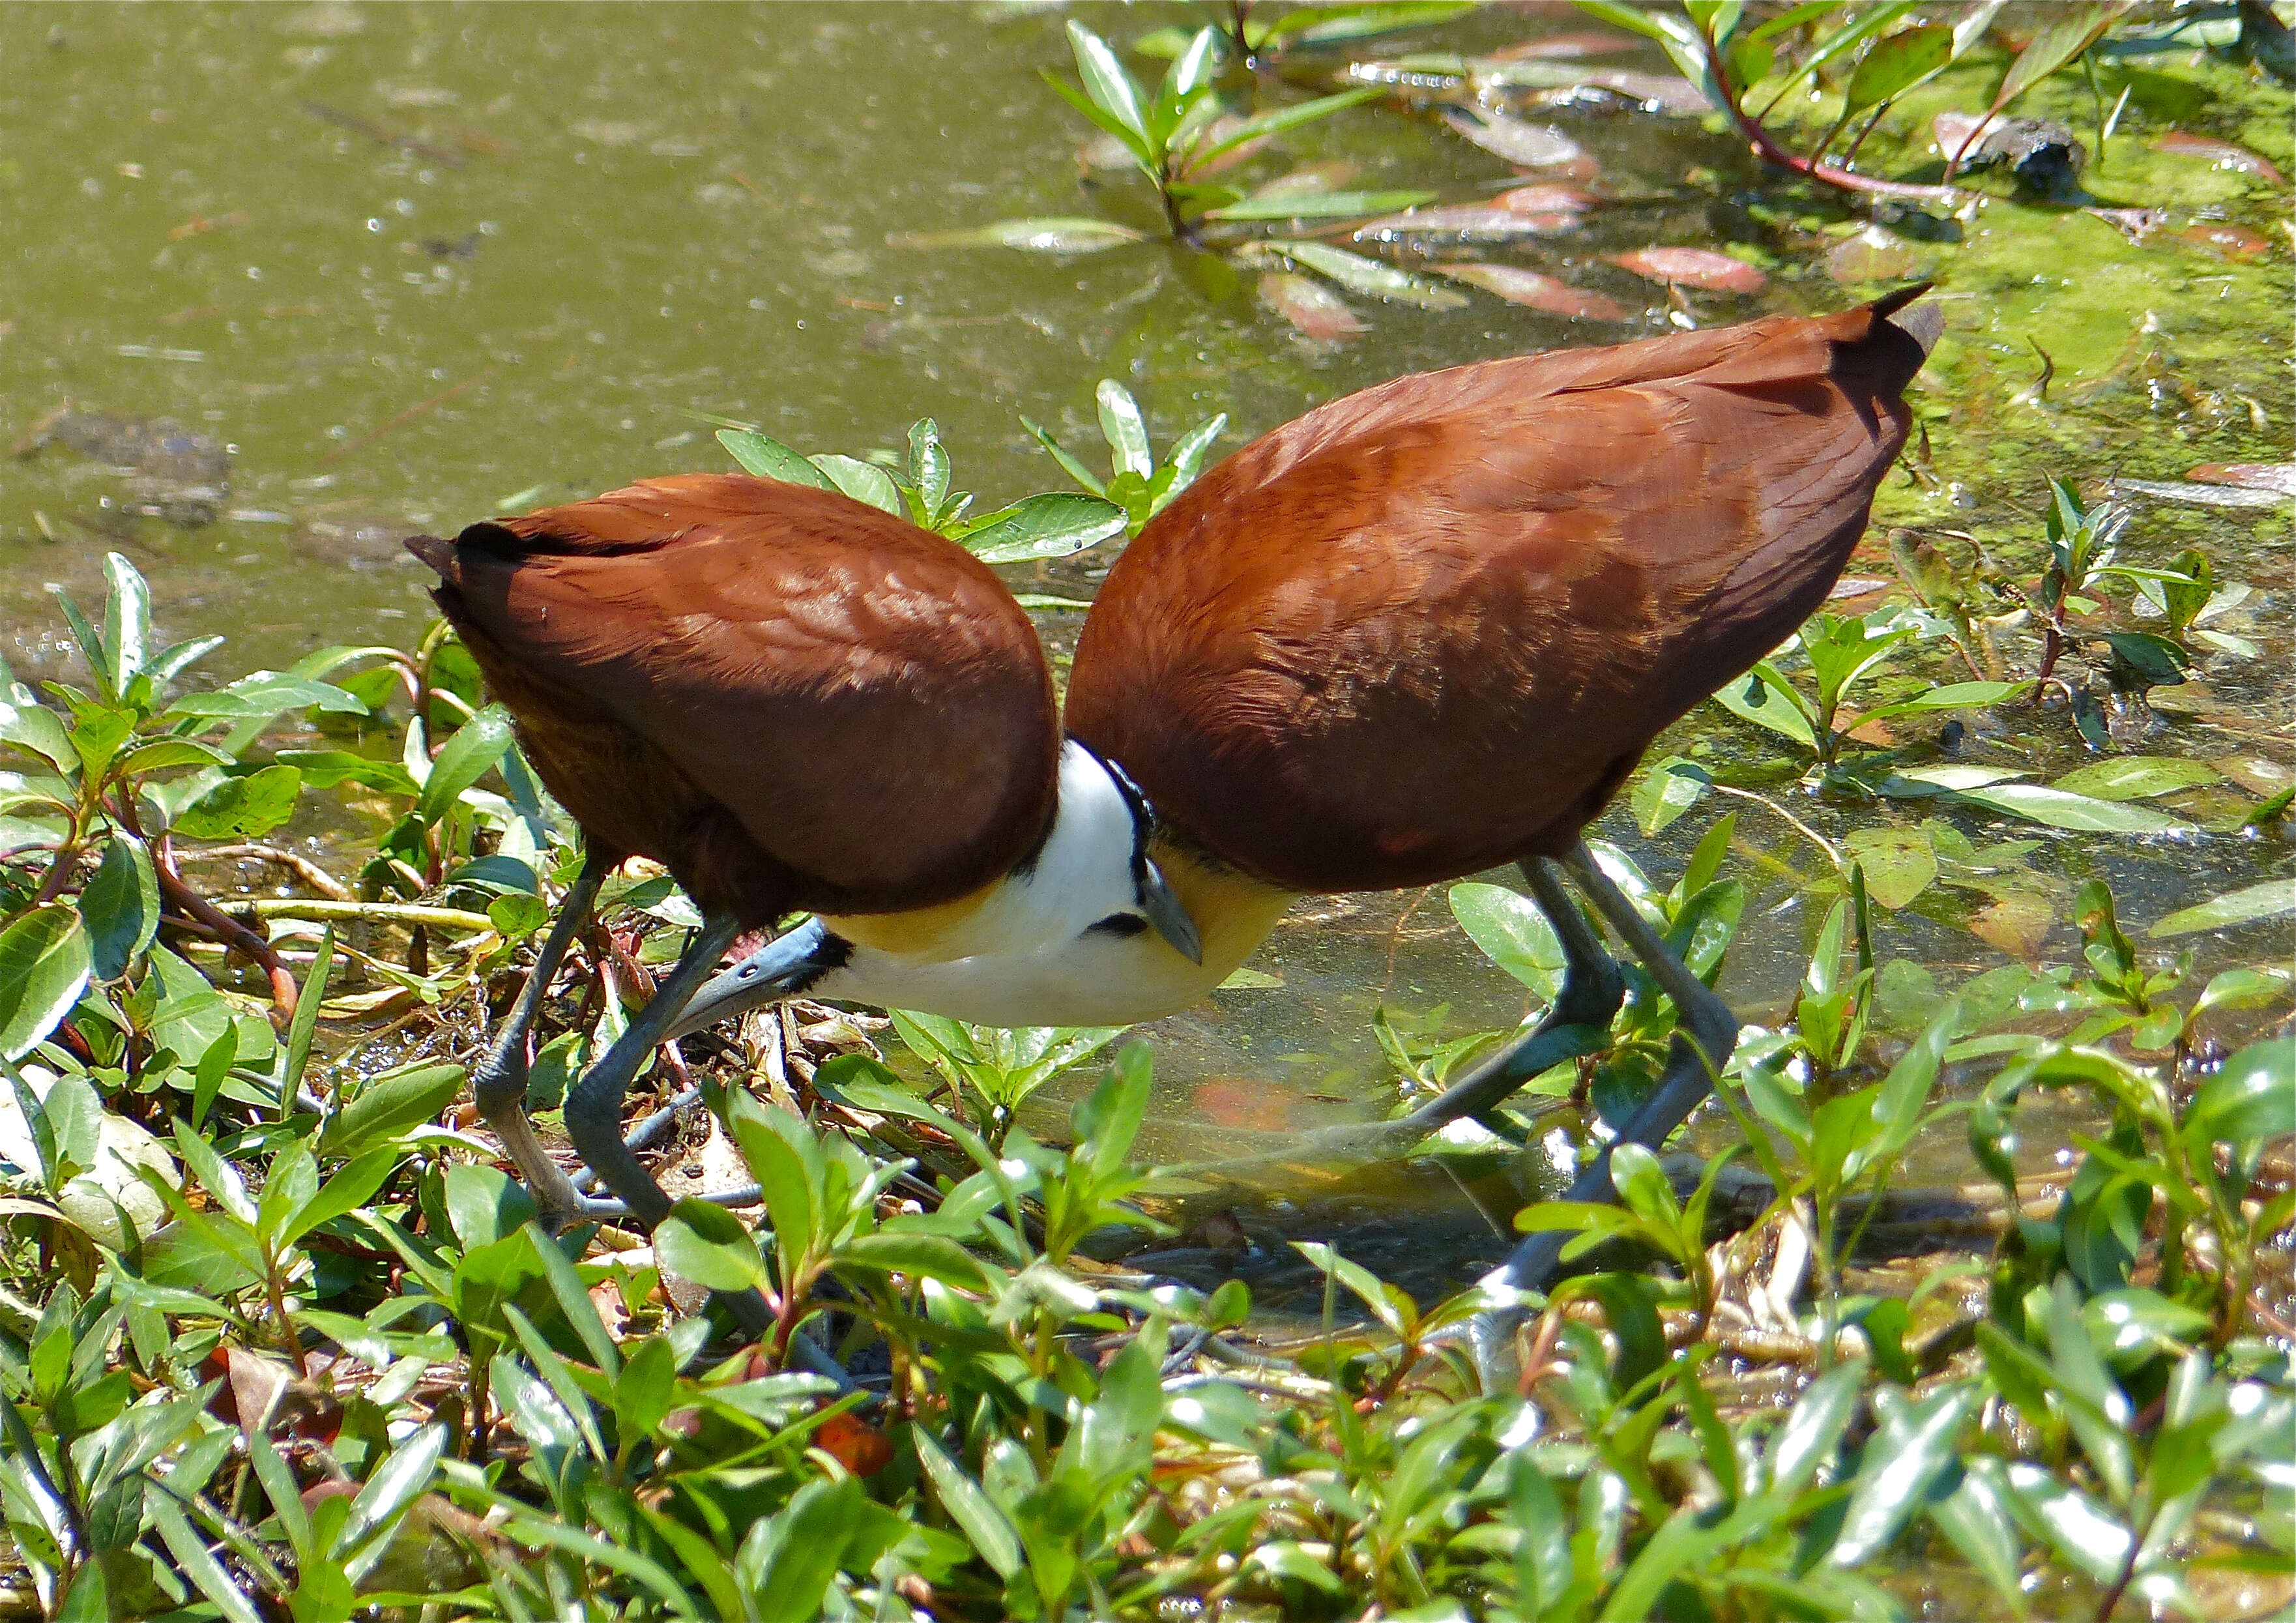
[1,3,2291,1619]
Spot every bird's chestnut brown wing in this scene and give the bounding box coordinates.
[436,476,1060,916]
[1068,304,1924,894]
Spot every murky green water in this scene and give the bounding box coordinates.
[4,3,2289,1293]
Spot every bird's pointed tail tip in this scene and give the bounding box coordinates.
[1874,281,1945,358]
[404,533,458,581]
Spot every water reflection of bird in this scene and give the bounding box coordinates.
[409,286,1941,1343]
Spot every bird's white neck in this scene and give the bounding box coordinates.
[806,741,1294,1028]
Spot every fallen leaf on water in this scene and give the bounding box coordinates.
[1608,246,1767,293]
[1827,222,1922,284]
[1487,31,1638,59]
[2187,463,2296,495]
[1352,200,1580,244]
[2151,132,2286,186]
[886,217,1144,254]
[2110,477,2289,509]
[1260,271,1367,343]
[1969,890,2054,961]
[1193,1078,1303,1132]
[1431,263,1632,318]
[1438,106,1595,176]
[2174,222,2270,261]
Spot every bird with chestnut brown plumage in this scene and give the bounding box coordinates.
[407,285,1942,1358]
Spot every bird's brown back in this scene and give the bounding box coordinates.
[410,474,1060,925]
[1066,292,1938,894]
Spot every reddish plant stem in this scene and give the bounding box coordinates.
[1702,27,1975,205]
[152,830,299,1021]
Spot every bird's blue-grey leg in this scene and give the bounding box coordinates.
[563,914,746,1235]
[1468,841,1739,1378]
[1391,858,1623,1137]
[473,851,611,1226]
[551,915,858,1387]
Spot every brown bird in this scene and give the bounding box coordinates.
[412,287,1940,1333]
[407,475,1200,1253]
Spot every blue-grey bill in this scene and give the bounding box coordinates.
[1140,860,1203,965]
[662,916,839,1040]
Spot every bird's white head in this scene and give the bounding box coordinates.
[667,740,1295,1034]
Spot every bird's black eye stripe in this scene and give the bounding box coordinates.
[1084,912,1151,939]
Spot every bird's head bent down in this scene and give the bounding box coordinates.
[667,738,1294,1036]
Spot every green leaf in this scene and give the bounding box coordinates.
[657,1199,770,1292]
[725,1091,819,1265]
[914,1429,1024,1580]
[2150,879,2296,938]
[1856,680,2020,723]
[834,1231,994,1291]
[1188,88,1383,169]
[2044,1276,2134,1501]
[284,1149,401,1251]
[416,704,514,830]
[2097,630,2192,687]
[0,905,93,1062]
[907,418,950,516]
[1205,188,1436,221]
[1951,783,2192,834]
[1633,755,1712,837]
[1713,664,1818,748]
[78,836,159,981]
[51,589,113,701]
[2049,757,2218,802]
[1019,415,1108,497]
[955,493,1127,564]
[1,695,76,773]
[1841,826,1936,911]
[1266,241,1468,308]
[1873,997,1956,1160]
[99,554,151,697]
[749,1476,864,1623]
[1827,1386,1979,1566]
[173,764,302,840]
[1991,1,2125,115]
[1074,1041,1155,1177]
[336,1424,446,1575]
[319,1062,463,1156]
[487,892,549,940]
[1066,20,1150,146]
[1926,1461,2030,1619]
[1842,22,1953,115]
[1094,380,1153,482]
[1447,882,1563,999]
[270,750,418,793]
[2185,1035,2294,1148]
[808,454,905,516]
[716,429,833,489]
[1768,1359,1866,1497]
[166,671,365,722]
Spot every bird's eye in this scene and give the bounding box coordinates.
[1083,912,1151,940]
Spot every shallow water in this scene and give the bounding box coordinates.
[3,2,2289,1287]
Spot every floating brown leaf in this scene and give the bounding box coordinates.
[1431,263,1632,319]
[2151,132,2287,186]
[2174,222,2269,261]
[1259,271,1367,342]
[2187,462,2296,496]
[1438,107,1593,175]
[1608,246,1767,293]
